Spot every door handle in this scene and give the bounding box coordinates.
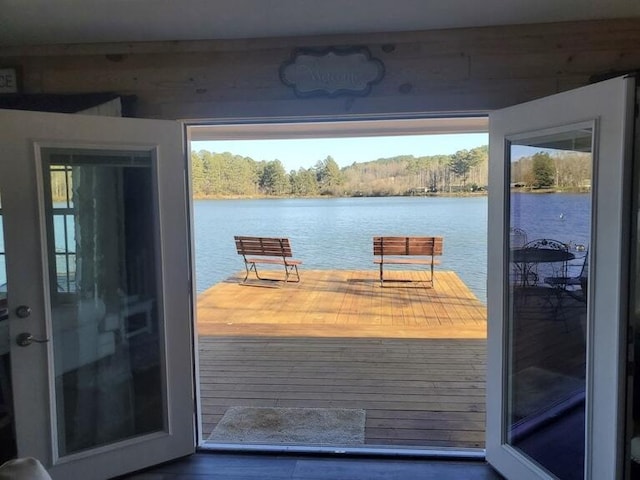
[16,332,50,347]
[15,305,31,318]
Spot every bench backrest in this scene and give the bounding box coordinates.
[234,236,294,257]
[373,236,443,256]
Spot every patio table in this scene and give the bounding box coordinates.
[510,248,575,287]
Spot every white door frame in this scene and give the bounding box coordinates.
[487,76,636,479]
[0,109,195,479]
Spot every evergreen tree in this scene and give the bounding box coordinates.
[190,151,206,195]
[259,160,289,195]
[290,167,319,195]
[315,156,344,194]
[449,149,481,190]
[532,152,555,188]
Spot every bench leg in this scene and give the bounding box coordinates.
[244,262,275,283]
[242,261,258,283]
[378,263,435,288]
[242,261,300,285]
[430,262,435,288]
[284,264,301,283]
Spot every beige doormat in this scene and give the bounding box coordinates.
[207,406,366,445]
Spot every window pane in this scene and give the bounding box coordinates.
[0,189,17,463]
[506,127,591,480]
[43,149,166,456]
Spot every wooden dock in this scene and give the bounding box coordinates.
[197,269,487,449]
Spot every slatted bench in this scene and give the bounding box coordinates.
[373,236,443,287]
[234,236,302,285]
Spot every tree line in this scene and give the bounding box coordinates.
[511,151,591,190]
[190,145,489,198]
[47,146,590,201]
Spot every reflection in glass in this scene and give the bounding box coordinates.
[506,127,592,480]
[629,125,640,478]
[0,195,5,299]
[0,191,17,463]
[43,150,166,456]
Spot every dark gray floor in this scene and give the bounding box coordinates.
[117,453,504,479]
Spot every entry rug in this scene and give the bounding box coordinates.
[207,406,366,445]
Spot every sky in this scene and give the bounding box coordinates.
[192,133,488,172]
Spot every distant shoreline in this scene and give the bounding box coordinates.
[191,189,589,200]
[191,192,489,200]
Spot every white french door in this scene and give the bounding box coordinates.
[0,109,195,479]
[487,76,636,479]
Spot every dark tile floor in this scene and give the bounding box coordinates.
[117,452,504,480]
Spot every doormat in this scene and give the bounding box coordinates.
[207,406,366,445]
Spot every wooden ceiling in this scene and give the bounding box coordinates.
[2,0,639,47]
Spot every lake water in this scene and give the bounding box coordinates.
[511,193,591,248]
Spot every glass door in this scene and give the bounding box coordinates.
[0,190,17,464]
[0,109,195,479]
[487,76,636,479]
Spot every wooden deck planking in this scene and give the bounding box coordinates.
[197,270,486,338]
[197,270,487,448]
[198,338,487,448]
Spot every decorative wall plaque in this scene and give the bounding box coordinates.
[279,47,384,98]
[0,67,20,94]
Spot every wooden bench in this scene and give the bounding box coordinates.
[234,236,302,285]
[373,236,443,287]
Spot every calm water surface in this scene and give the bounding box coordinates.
[511,193,591,247]
[193,196,489,302]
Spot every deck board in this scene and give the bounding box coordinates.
[197,270,487,449]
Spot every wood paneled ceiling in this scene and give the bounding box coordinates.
[1,0,640,47]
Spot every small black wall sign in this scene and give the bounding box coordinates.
[279,47,384,98]
[0,67,20,94]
